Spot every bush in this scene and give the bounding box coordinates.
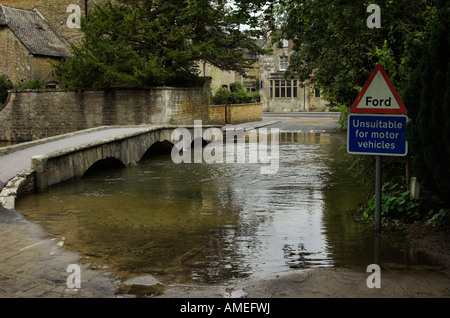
[14,76,46,89]
[229,82,244,92]
[364,183,422,223]
[212,88,233,105]
[426,209,450,231]
[330,103,351,131]
[0,74,13,105]
[211,82,259,105]
[251,90,261,102]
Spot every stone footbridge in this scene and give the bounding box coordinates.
[0,125,217,209]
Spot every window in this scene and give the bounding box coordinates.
[314,87,321,98]
[270,80,298,99]
[244,82,256,92]
[45,81,58,89]
[279,56,288,71]
[274,80,280,97]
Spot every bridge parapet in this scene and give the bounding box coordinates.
[30,125,216,192]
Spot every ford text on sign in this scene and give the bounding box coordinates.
[351,64,406,114]
[347,114,408,156]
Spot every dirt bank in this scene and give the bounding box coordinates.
[404,223,450,269]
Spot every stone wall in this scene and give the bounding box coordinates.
[0,169,35,210]
[0,79,212,142]
[309,84,329,112]
[209,105,226,124]
[209,103,262,125]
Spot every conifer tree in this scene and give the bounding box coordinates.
[57,0,270,90]
[404,0,450,206]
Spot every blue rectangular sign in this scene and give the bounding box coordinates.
[347,114,408,156]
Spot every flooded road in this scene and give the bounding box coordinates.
[15,133,440,294]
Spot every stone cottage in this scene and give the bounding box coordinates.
[0,0,88,45]
[0,4,72,87]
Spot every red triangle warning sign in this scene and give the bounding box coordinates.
[351,64,407,114]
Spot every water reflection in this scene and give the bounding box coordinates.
[16,133,430,287]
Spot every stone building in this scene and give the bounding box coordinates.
[0,4,73,86]
[0,0,88,45]
[200,49,260,95]
[258,36,329,112]
[200,62,239,94]
[0,1,98,86]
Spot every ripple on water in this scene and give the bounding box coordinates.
[16,134,438,288]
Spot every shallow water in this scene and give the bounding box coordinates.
[16,133,436,287]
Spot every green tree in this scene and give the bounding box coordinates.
[56,0,269,90]
[279,0,435,107]
[0,74,13,105]
[277,0,438,209]
[403,0,450,207]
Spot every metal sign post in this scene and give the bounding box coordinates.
[375,155,382,233]
[348,64,408,234]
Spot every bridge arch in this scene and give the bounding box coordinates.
[141,140,175,159]
[191,137,209,147]
[82,157,126,177]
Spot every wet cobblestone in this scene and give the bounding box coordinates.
[0,207,119,298]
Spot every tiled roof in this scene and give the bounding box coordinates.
[0,4,72,58]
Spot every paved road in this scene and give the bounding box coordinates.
[263,111,341,118]
[223,112,342,132]
[262,111,342,132]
